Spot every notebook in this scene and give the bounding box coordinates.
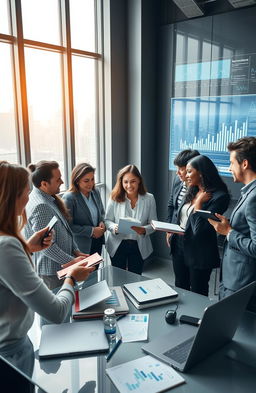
[72,286,129,319]
[74,280,112,312]
[57,252,103,279]
[39,320,109,358]
[123,278,178,309]
[151,220,185,235]
[118,217,142,235]
[142,281,256,372]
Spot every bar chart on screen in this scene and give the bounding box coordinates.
[169,94,256,175]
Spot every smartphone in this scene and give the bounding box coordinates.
[195,209,221,222]
[179,315,201,326]
[41,216,58,244]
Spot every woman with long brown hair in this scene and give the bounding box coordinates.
[0,161,94,375]
[105,164,157,274]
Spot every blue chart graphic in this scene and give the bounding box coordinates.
[169,94,256,175]
[126,365,163,391]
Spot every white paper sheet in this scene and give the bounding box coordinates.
[117,314,149,342]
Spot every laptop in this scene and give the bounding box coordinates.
[142,281,256,372]
[39,320,109,358]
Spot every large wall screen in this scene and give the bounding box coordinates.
[169,13,256,175]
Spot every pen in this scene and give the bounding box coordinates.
[106,337,122,362]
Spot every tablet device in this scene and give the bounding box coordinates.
[195,210,221,222]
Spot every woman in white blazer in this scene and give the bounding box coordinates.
[105,165,157,274]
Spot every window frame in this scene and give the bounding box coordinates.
[0,0,104,188]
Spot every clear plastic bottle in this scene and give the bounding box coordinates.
[103,308,116,342]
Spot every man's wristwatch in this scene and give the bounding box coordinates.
[65,275,77,286]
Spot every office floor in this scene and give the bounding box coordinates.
[143,257,219,301]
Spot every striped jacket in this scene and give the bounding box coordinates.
[25,187,79,275]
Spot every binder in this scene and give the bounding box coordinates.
[123,278,178,310]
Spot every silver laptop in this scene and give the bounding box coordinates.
[142,281,256,372]
[39,320,109,358]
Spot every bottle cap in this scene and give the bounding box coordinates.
[104,308,116,316]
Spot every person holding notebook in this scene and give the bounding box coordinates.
[105,164,157,274]
[0,161,94,375]
[170,155,230,296]
[166,149,200,289]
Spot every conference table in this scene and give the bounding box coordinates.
[1,265,256,392]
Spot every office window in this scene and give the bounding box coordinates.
[0,43,18,162]
[21,0,61,45]
[0,0,11,34]
[0,0,103,187]
[25,48,65,170]
[72,56,97,170]
[70,0,96,52]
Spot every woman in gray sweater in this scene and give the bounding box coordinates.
[0,161,94,375]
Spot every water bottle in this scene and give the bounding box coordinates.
[103,308,116,342]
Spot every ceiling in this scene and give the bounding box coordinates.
[163,0,256,23]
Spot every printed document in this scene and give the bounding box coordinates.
[117,314,149,342]
[106,355,185,393]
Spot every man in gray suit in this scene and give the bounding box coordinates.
[209,137,256,299]
[25,161,87,290]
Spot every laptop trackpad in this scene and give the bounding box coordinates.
[142,324,198,362]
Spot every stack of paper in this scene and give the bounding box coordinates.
[106,355,185,393]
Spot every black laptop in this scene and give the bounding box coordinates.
[142,281,256,372]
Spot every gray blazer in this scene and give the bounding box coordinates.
[25,187,79,275]
[222,180,256,291]
[105,193,157,260]
[62,189,105,254]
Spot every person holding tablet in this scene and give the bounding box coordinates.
[0,161,94,375]
[170,155,230,296]
[105,164,157,274]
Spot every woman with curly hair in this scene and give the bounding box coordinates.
[170,155,230,296]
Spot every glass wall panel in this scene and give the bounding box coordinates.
[0,0,11,34]
[70,0,96,52]
[25,48,65,184]
[0,43,18,162]
[21,0,61,45]
[72,55,97,175]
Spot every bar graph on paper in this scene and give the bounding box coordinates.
[169,94,256,175]
[106,355,185,393]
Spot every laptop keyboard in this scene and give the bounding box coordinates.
[163,336,194,364]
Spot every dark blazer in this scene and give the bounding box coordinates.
[62,188,105,254]
[222,180,256,291]
[167,176,183,223]
[171,189,230,270]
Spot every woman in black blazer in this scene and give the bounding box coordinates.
[171,155,230,296]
